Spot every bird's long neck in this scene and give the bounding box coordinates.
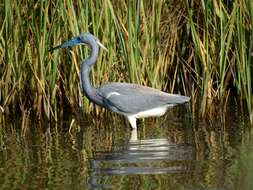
[80,45,103,106]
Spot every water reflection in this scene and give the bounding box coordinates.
[0,106,252,190]
[88,128,194,189]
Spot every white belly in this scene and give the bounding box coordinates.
[131,106,170,118]
[126,105,174,129]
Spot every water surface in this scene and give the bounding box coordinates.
[0,106,252,189]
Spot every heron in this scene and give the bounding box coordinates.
[51,33,190,129]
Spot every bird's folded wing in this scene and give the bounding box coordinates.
[102,92,171,114]
[98,82,189,115]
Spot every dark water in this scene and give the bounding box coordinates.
[0,106,252,190]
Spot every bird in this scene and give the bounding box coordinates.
[51,33,190,129]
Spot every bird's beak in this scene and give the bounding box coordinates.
[50,37,82,52]
[96,40,108,51]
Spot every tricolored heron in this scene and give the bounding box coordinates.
[51,33,190,129]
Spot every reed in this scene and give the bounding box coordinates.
[183,0,253,119]
[0,0,253,122]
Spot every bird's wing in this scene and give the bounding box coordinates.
[98,83,189,115]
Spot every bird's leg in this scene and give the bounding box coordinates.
[129,128,138,141]
[126,116,137,129]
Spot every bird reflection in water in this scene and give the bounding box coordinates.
[87,128,194,189]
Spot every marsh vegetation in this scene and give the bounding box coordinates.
[1,1,253,189]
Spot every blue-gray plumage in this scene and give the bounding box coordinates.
[51,33,190,129]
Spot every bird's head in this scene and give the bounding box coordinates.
[50,33,107,51]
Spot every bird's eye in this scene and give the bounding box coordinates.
[77,36,81,42]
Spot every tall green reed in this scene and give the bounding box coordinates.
[1,0,253,122]
[184,0,253,119]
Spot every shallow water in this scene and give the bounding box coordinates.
[0,106,252,190]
